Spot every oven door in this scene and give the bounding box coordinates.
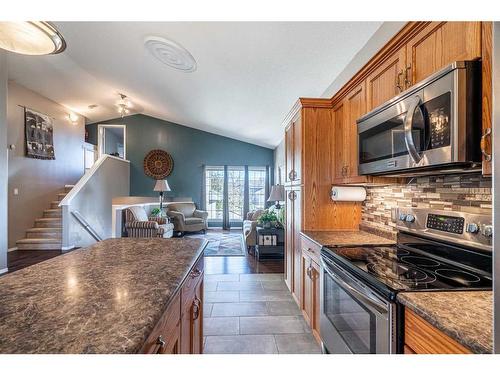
[320,256,396,354]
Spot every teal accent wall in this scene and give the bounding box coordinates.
[86,114,274,208]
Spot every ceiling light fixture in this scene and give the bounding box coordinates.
[68,113,79,124]
[144,36,197,72]
[0,21,66,55]
[116,93,132,118]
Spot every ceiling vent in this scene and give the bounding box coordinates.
[144,36,197,73]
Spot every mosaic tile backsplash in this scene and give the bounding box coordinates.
[361,173,492,233]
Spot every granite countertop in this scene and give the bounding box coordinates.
[301,229,396,248]
[398,291,492,354]
[0,237,206,354]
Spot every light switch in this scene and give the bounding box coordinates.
[13,188,19,196]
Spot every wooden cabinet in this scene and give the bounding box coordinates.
[404,308,471,354]
[141,293,181,354]
[405,22,481,88]
[141,253,204,355]
[300,234,321,342]
[180,256,204,354]
[366,48,406,111]
[285,111,302,186]
[481,22,493,175]
[285,186,302,304]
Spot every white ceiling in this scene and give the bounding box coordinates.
[7,22,383,148]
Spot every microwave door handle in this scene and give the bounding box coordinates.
[404,95,423,163]
[322,260,388,315]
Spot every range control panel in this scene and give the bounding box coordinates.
[426,214,464,234]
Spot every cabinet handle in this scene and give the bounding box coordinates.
[404,65,412,87]
[480,128,492,162]
[288,170,297,181]
[191,268,202,278]
[396,69,404,92]
[288,191,296,201]
[156,335,166,348]
[192,297,201,320]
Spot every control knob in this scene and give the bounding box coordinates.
[466,223,480,234]
[405,214,415,223]
[399,213,407,221]
[481,224,493,238]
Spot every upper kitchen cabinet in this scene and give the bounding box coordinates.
[366,48,406,111]
[405,22,481,88]
[285,110,302,186]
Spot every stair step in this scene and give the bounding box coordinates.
[64,185,75,193]
[57,193,68,200]
[43,208,62,218]
[16,238,62,251]
[26,227,62,239]
[50,201,61,209]
[35,218,62,228]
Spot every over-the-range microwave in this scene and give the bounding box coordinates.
[357,61,482,176]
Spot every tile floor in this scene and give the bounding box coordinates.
[203,273,321,354]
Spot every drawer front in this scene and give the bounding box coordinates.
[182,255,204,302]
[141,292,181,354]
[300,235,321,264]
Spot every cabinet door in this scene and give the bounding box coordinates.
[366,47,406,111]
[141,293,181,354]
[301,251,312,326]
[292,112,302,184]
[405,22,481,88]
[192,280,203,354]
[284,187,294,292]
[332,100,347,181]
[292,187,302,305]
[344,82,366,181]
[285,123,294,185]
[310,259,321,341]
[481,22,492,176]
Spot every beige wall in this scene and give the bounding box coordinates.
[7,82,85,248]
[273,137,285,185]
[0,52,8,272]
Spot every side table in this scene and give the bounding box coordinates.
[255,226,284,261]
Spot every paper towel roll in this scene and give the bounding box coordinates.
[330,186,367,202]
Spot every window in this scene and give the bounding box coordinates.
[228,166,245,221]
[205,166,224,221]
[248,166,267,212]
[204,165,269,228]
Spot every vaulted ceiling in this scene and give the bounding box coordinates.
[7,22,383,148]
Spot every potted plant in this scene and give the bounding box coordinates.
[258,210,279,229]
[150,207,162,217]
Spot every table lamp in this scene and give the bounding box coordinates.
[154,179,171,212]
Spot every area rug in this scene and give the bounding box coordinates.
[187,231,245,257]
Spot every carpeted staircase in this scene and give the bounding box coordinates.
[16,185,74,250]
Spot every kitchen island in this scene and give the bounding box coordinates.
[0,237,206,354]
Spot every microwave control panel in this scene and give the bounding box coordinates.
[426,214,464,234]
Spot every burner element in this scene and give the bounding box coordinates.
[400,256,441,268]
[366,263,436,285]
[434,269,481,286]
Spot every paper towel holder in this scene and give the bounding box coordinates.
[330,185,367,202]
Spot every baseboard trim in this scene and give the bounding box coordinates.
[8,247,18,252]
[61,245,75,252]
[0,267,8,275]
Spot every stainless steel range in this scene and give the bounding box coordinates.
[319,208,492,354]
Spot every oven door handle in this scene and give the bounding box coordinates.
[322,259,388,315]
[404,95,423,164]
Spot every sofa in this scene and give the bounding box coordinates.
[243,209,265,250]
[124,206,174,238]
[166,202,208,235]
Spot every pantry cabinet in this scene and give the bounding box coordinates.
[285,111,302,186]
[284,186,302,303]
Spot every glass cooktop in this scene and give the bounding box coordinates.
[323,245,492,293]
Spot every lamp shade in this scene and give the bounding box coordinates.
[154,179,171,192]
[267,184,285,202]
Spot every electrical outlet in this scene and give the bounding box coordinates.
[13,188,19,196]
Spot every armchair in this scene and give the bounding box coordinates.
[243,209,265,250]
[124,206,174,238]
[166,202,208,235]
